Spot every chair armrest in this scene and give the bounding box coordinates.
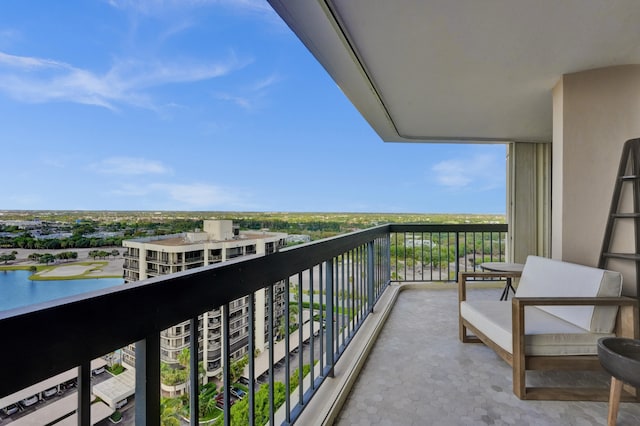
[458,271,522,303]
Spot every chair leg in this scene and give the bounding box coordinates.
[608,377,623,426]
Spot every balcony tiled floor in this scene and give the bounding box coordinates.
[335,287,640,426]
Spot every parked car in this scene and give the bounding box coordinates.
[214,393,236,409]
[2,404,19,415]
[238,376,250,386]
[20,395,38,407]
[115,399,128,409]
[62,379,77,389]
[231,387,246,399]
[43,387,58,398]
[92,366,106,375]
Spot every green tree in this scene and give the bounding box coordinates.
[39,253,55,264]
[0,253,16,264]
[160,397,181,426]
[230,355,249,384]
[220,382,286,426]
[198,392,218,418]
[289,364,311,391]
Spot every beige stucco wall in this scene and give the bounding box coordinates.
[552,65,640,295]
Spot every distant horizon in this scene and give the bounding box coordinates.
[0,209,506,216]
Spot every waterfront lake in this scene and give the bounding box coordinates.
[0,270,123,312]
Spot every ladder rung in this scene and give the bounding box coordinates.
[611,213,640,218]
[603,253,640,261]
[620,175,640,181]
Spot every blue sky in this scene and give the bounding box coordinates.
[0,0,506,214]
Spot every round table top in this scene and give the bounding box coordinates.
[598,337,640,388]
[480,262,525,273]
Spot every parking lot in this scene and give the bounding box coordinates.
[0,369,112,425]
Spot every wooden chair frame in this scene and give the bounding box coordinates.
[458,271,640,401]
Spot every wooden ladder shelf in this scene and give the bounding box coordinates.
[598,138,640,295]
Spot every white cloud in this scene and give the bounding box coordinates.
[109,184,152,197]
[0,29,22,48]
[432,152,504,191]
[92,157,172,175]
[0,51,248,110]
[216,73,280,110]
[250,73,280,91]
[109,181,254,209]
[0,51,68,70]
[40,156,69,169]
[111,183,255,210]
[150,183,244,207]
[215,93,252,109]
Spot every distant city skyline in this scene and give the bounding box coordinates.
[0,1,506,214]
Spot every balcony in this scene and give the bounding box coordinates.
[7,224,631,425]
[328,286,640,425]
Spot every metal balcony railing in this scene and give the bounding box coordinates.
[0,223,505,425]
[390,223,508,282]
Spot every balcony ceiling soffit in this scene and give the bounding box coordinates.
[269,0,640,143]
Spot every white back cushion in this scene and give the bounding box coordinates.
[515,256,622,333]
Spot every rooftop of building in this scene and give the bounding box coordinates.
[126,230,286,247]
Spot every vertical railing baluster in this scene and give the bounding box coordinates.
[347,250,352,336]
[335,256,340,349]
[420,232,425,281]
[78,361,91,426]
[285,277,291,423]
[403,232,407,280]
[394,232,398,280]
[482,231,486,263]
[319,263,324,375]
[318,262,327,375]
[309,266,315,389]
[135,335,160,426]
[248,292,255,426]
[297,271,304,407]
[454,230,460,281]
[473,232,477,270]
[429,232,434,281]
[341,252,346,347]
[222,304,231,426]
[362,244,366,317]
[189,317,199,426]
[464,233,468,271]
[267,285,275,426]
[325,259,334,377]
[387,235,391,286]
[367,241,374,313]
[353,249,358,325]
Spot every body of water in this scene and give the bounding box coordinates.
[0,270,123,312]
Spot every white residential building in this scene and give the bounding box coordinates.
[121,220,287,392]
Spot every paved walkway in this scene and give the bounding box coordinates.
[335,288,640,426]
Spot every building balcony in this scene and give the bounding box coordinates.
[11,223,609,426]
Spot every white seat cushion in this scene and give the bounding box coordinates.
[515,256,622,333]
[460,300,614,356]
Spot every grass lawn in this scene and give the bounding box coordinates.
[0,261,121,280]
